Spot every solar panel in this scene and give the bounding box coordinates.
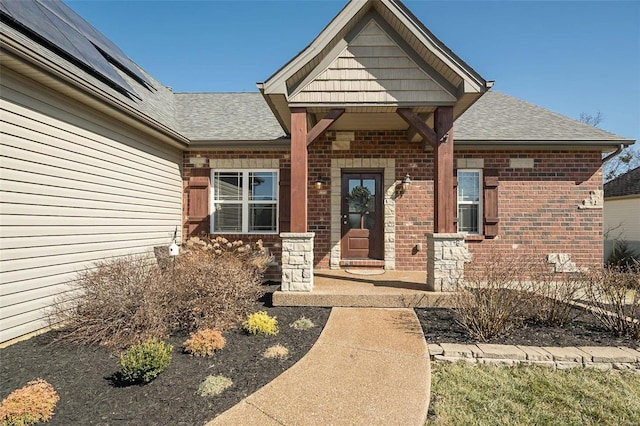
[39,0,153,88]
[0,0,151,95]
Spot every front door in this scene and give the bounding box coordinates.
[341,171,384,260]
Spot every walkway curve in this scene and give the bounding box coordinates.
[207,308,431,426]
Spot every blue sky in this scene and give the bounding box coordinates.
[65,0,639,146]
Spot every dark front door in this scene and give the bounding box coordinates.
[341,171,384,260]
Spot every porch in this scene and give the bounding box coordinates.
[272,269,456,308]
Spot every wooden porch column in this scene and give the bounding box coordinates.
[434,106,455,233]
[290,107,308,232]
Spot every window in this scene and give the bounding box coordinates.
[457,169,482,234]
[211,170,278,233]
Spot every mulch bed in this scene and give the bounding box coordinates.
[3,291,639,426]
[0,289,331,426]
[416,307,640,348]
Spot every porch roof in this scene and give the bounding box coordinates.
[258,0,491,134]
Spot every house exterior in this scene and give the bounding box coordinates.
[0,0,634,343]
[604,167,640,261]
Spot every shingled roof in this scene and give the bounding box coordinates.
[604,167,640,198]
[174,93,286,141]
[454,91,630,142]
[174,90,632,145]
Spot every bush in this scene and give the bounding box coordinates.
[290,316,315,330]
[263,344,289,359]
[118,339,173,384]
[582,266,640,339]
[167,236,269,332]
[607,241,640,272]
[0,379,59,426]
[197,375,233,397]
[243,311,278,336]
[49,255,170,348]
[529,262,583,326]
[453,255,533,341]
[50,236,269,348]
[183,329,226,357]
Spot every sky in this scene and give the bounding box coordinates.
[64,0,640,146]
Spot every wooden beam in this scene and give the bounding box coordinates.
[396,108,437,148]
[433,106,456,233]
[291,107,308,232]
[406,112,431,143]
[306,108,345,146]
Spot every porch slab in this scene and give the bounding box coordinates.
[272,270,456,308]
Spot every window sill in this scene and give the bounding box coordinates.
[464,234,485,242]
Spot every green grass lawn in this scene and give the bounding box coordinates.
[428,363,640,426]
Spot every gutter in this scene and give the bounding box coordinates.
[602,144,625,164]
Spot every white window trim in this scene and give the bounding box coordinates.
[210,169,279,234]
[457,168,483,235]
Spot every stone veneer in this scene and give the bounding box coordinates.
[281,232,315,291]
[426,233,471,291]
[329,158,396,270]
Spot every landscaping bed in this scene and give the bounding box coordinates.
[0,289,330,426]
[416,307,639,348]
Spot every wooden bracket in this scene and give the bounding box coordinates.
[307,108,345,146]
[396,108,437,148]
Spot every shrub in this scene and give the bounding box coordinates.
[166,236,269,332]
[263,344,289,359]
[118,339,173,384]
[197,375,233,397]
[582,266,640,339]
[48,255,170,348]
[183,329,226,357]
[529,262,583,326]
[607,241,640,272]
[50,235,269,348]
[0,379,59,426]
[290,316,315,330]
[453,255,533,341]
[243,311,278,336]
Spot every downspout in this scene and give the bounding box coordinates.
[602,144,625,164]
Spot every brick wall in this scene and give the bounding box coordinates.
[183,135,604,276]
[458,150,603,271]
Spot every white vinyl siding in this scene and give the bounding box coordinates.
[604,197,640,260]
[0,71,183,343]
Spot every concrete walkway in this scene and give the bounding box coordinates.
[207,308,430,426]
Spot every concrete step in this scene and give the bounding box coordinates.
[273,270,455,308]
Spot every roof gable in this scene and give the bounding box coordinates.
[259,0,489,134]
[289,18,457,106]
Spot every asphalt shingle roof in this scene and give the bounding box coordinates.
[174,93,286,141]
[604,167,640,198]
[455,91,628,141]
[174,91,631,143]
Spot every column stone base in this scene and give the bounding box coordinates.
[427,233,472,292]
[280,232,315,292]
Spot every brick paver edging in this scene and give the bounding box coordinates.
[428,343,640,370]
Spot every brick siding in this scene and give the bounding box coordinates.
[183,132,603,276]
